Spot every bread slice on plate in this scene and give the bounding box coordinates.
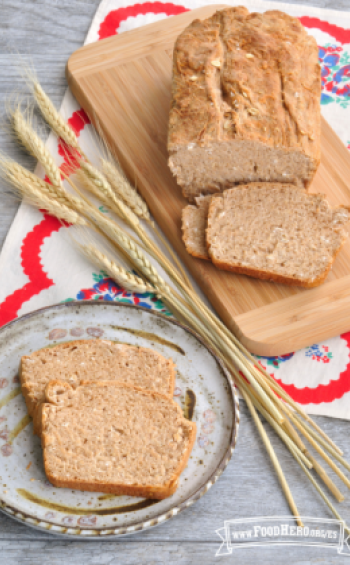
[206,183,350,287]
[20,340,176,423]
[168,6,321,200]
[40,380,196,499]
[182,195,212,260]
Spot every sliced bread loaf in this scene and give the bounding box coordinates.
[206,183,350,287]
[168,7,321,200]
[182,195,212,260]
[20,340,176,419]
[40,380,196,499]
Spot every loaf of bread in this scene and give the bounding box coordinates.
[182,195,211,260]
[20,340,175,420]
[206,183,350,287]
[40,380,196,499]
[168,7,321,200]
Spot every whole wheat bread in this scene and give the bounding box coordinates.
[168,7,321,200]
[40,380,196,499]
[182,195,212,260]
[20,340,176,420]
[206,183,350,287]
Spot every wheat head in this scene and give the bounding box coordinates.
[82,244,155,294]
[79,161,139,227]
[33,83,80,150]
[1,159,87,217]
[101,159,150,221]
[12,108,61,187]
[76,168,109,203]
[7,172,87,226]
[33,191,88,225]
[90,208,169,292]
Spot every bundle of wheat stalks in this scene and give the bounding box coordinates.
[2,78,350,531]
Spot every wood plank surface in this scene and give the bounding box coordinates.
[67,5,350,356]
[2,1,350,564]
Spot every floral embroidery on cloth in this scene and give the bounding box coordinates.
[64,270,171,315]
[319,44,350,106]
[305,344,333,363]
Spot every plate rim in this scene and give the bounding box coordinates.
[0,300,240,539]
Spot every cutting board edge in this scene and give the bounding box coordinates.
[237,317,350,357]
[235,274,350,355]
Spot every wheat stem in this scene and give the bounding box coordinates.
[243,390,303,527]
[239,376,344,501]
[237,376,312,468]
[252,365,343,456]
[289,446,349,533]
[294,415,350,472]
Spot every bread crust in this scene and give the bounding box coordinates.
[41,381,196,499]
[209,246,345,288]
[168,7,321,198]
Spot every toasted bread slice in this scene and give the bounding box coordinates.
[20,340,176,430]
[40,380,196,499]
[206,183,350,287]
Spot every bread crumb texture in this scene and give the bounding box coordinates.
[42,381,196,498]
[20,340,175,417]
[168,6,321,199]
[206,183,350,286]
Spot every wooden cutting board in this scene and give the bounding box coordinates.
[66,5,350,356]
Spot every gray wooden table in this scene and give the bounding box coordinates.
[1,0,350,563]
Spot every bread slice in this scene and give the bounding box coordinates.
[20,340,176,420]
[40,380,196,499]
[206,183,350,287]
[168,7,320,200]
[182,195,212,260]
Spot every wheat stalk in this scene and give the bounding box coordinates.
[1,159,85,213]
[75,168,107,202]
[101,159,150,221]
[11,108,61,187]
[81,245,155,294]
[13,176,87,226]
[79,160,140,227]
[33,82,80,150]
[76,164,192,284]
[0,156,88,227]
[79,161,193,290]
[100,158,192,287]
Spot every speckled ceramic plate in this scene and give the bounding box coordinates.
[0,301,239,538]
